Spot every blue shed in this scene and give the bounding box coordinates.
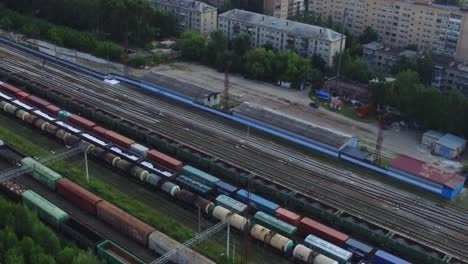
[433,134,466,159]
[317,90,330,101]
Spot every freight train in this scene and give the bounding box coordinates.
[0,83,414,263]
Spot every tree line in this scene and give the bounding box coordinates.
[0,196,101,264]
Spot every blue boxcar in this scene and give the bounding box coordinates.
[235,189,279,215]
[182,165,220,187]
[304,235,352,264]
[344,239,374,259]
[374,250,411,264]
[215,181,238,196]
[175,175,213,195]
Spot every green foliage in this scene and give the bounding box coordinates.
[333,50,372,82]
[358,27,378,45]
[71,250,100,264]
[129,53,147,68]
[0,197,101,264]
[178,31,207,61]
[392,52,433,85]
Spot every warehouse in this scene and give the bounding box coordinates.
[142,72,220,106]
[433,133,467,160]
[233,102,357,152]
[389,155,465,199]
[421,130,444,149]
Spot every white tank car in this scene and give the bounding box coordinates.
[293,244,338,264]
[212,206,249,231]
[250,224,294,253]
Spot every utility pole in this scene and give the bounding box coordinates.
[84,149,89,183]
[224,62,232,111]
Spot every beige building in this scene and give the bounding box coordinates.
[151,0,217,35]
[218,9,345,66]
[307,0,468,62]
[288,0,304,17]
[263,0,289,18]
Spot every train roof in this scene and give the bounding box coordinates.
[233,102,355,150]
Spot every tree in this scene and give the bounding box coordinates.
[358,27,378,44]
[13,207,33,238]
[5,248,24,264]
[204,31,228,67]
[32,224,61,256]
[232,33,251,58]
[57,247,80,264]
[177,31,207,61]
[281,52,312,88]
[309,68,324,90]
[72,250,101,264]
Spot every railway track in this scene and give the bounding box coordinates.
[1,46,468,260]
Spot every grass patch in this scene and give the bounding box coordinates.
[0,114,236,264]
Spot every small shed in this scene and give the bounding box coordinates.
[421,130,444,148]
[433,134,467,159]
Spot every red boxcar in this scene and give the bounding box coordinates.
[68,114,96,131]
[25,95,51,109]
[45,104,61,116]
[93,126,108,137]
[299,217,349,246]
[57,178,103,216]
[275,208,302,226]
[105,131,135,149]
[0,82,21,95]
[147,149,182,172]
[15,91,30,100]
[96,201,155,246]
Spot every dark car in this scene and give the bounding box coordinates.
[309,101,319,109]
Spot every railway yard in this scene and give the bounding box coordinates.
[0,39,468,264]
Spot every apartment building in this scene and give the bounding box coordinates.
[288,0,304,17]
[218,9,345,66]
[308,0,468,62]
[263,0,289,18]
[151,0,217,35]
[363,41,468,95]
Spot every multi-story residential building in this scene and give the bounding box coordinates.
[288,0,304,17]
[307,0,468,62]
[263,0,289,18]
[151,0,217,35]
[218,9,345,66]
[363,41,468,95]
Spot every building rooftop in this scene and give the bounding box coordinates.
[152,0,216,12]
[423,130,444,140]
[233,102,354,150]
[219,9,344,42]
[363,41,417,57]
[436,134,467,150]
[142,72,219,101]
[390,155,464,189]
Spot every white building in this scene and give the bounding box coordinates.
[151,0,217,35]
[218,9,345,66]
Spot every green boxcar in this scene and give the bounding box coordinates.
[215,195,247,214]
[386,236,445,264]
[253,211,297,237]
[182,165,220,187]
[97,240,145,264]
[58,110,72,121]
[21,157,62,190]
[22,190,69,228]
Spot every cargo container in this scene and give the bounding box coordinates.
[160,181,180,196]
[304,235,352,264]
[93,126,109,137]
[374,250,411,264]
[0,81,21,95]
[60,218,104,249]
[147,149,183,172]
[16,91,30,100]
[215,195,247,214]
[253,211,298,237]
[96,201,155,246]
[58,110,72,121]
[176,175,213,195]
[344,239,374,260]
[293,244,339,264]
[21,157,63,190]
[235,189,279,215]
[148,230,216,264]
[0,179,27,202]
[105,131,135,149]
[130,143,149,158]
[97,240,145,264]
[68,114,96,131]
[182,165,220,187]
[22,190,69,228]
[299,218,350,246]
[45,104,61,116]
[215,181,238,196]
[25,95,51,108]
[57,178,103,216]
[275,208,302,226]
[250,224,294,253]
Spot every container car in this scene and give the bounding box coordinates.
[212,206,250,232]
[147,149,183,173]
[304,235,352,264]
[300,217,350,246]
[373,250,411,264]
[130,143,149,158]
[0,179,28,202]
[250,224,294,253]
[45,104,61,116]
[68,114,96,131]
[16,91,30,100]
[139,160,175,179]
[24,95,51,108]
[344,238,374,260]
[0,81,21,95]
[97,240,145,264]
[105,131,135,149]
[96,201,155,246]
[235,189,279,215]
[215,180,238,196]
[60,217,104,250]
[253,211,298,237]
[148,230,216,264]
[22,190,69,228]
[182,165,220,187]
[275,207,302,226]
[93,126,109,137]
[57,178,103,216]
[21,157,63,190]
[215,195,247,214]
[293,244,338,264]
[176,175,213,195]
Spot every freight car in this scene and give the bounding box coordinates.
[21,157,63,190]
[299,218,350,246]
[97,240,145,264]
[292,244,338,264]
[215,194,247,214]
[235,189,279,215]
[182,165,220,187]
[212,206,250,232]
[344,238,374,260]
[253,211,298,237]
[250,224,294,253]
[60,218,105,250]
[304,235,353,264]
[22,190,69,228]
[373,249,411,264]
